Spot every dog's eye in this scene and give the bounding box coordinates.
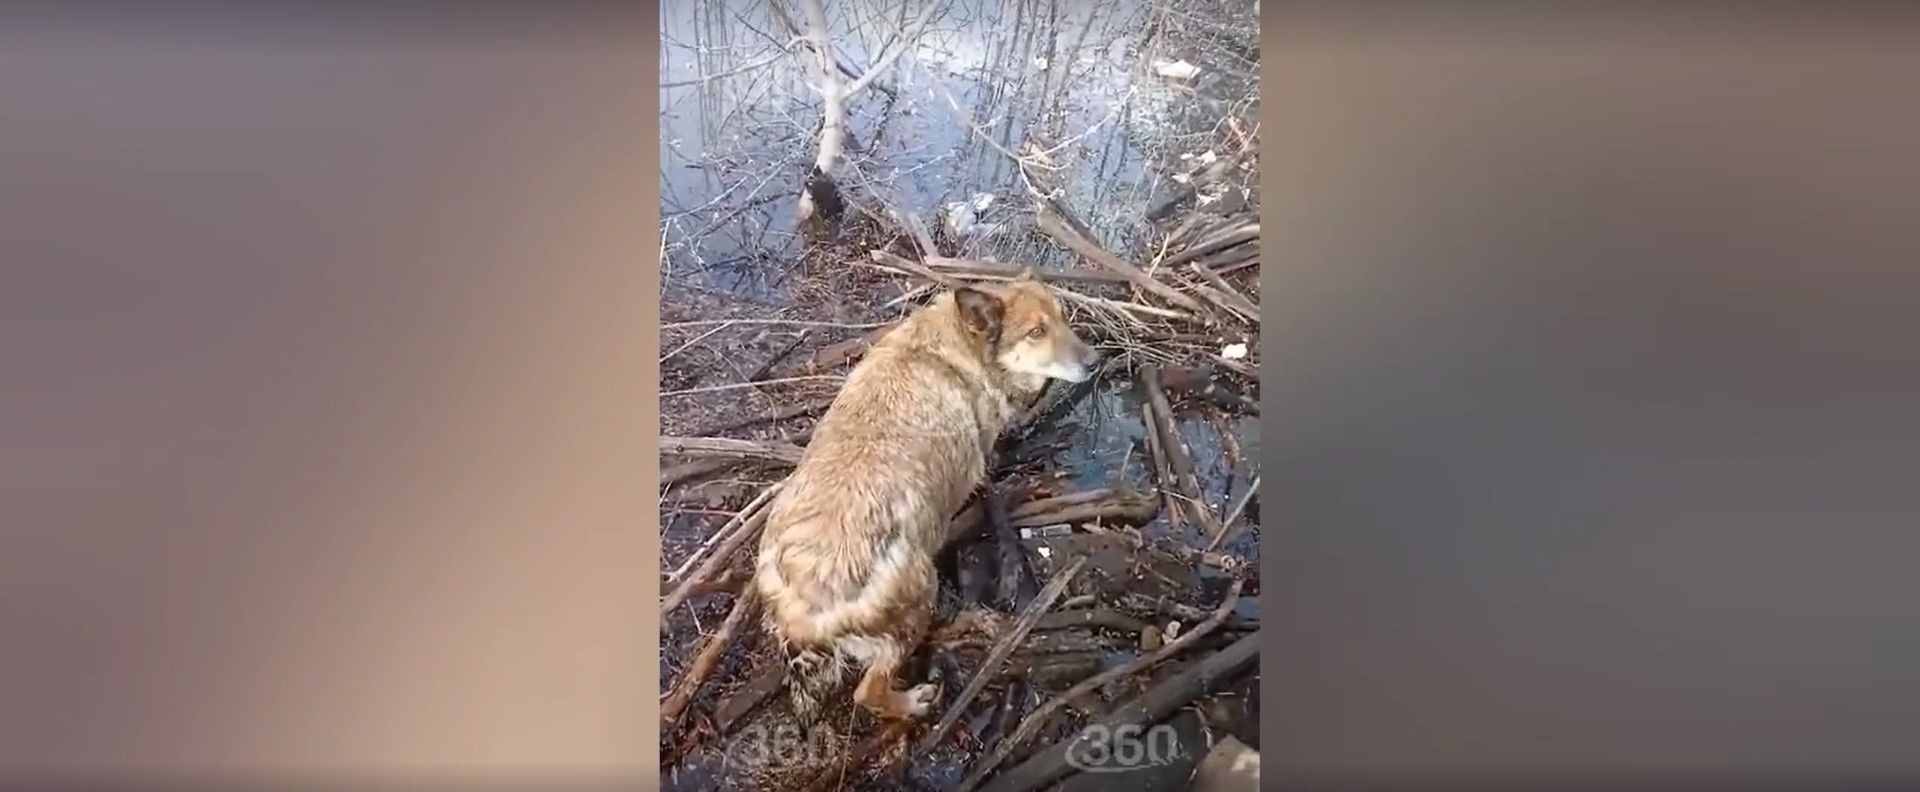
[1026,326,1047,339]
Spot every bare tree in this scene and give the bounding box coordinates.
[790,0,938,226]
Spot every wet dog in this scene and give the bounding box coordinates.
[754,269,1097,721]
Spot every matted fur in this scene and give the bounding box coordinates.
[754,270,1096,721]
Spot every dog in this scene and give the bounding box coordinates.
[753,269,1097,721]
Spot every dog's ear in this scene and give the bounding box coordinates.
[1015,265,1038,282]
[955,287,1005,344]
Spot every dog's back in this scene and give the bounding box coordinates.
[754,275,1095,721]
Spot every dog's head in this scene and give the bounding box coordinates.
[954,268,1098,383]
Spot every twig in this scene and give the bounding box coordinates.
[1205,473,1259,552]
[660,375,842,398]
[658,42,800,89]
[870,249,964,288]
[661,318,890,329]
[660,481,785,617]
[1187,262,1260,319]
[665,482,786,585]
[687,397,832,437]
[1137,365,1222,537]
[961,579,1247,792]
[1035,200,1207,314]
[659,436,806,464]
[1010,492,1160,529]
[745,329,814,383]
[919,557,1088,755]
[1163,221,1260,269]
[786,322,900,376]
[922,257,1133,286]
[974,629,1262,792]
[660,321,736,363]
[661,591,761,725]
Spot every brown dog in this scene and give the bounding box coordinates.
[753,270,1097,721]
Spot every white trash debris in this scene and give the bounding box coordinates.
[1221,342,1249,359]
[1152,58,1202,80]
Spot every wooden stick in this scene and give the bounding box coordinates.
[660,481,784,617]
[1138,365,1222,537]
[1008,488,1116,519]
[918,557,1088,755]
[974,629,1262,792]
[961,579,1247,792]
[745,329,814,383]
[659,436,805,465]
[660,591,761,725]
[1163,221,1259,269]
[1137,398,1183,527]
[1010,492,1160,529]
[925,257,1134,286]
[1034,200,1206,314]
[786,321,899,376]
[1188,261,1260,318]
[1206,473,1259,552]
[686,397,832,437]
[665,482,786,584]
[870,249,964,288]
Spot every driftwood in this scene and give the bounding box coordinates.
[1119,592,1260,632]
[919,557,1087,755]
[1163,220,1259,269]
[1205,473,1260,552]
[661,591,761,725]
[974,629,1262,792]
[1011,492,1160,529]
[962,580,1248,792]
[710,662,787,733]
[1031,606,1151,634]
[784,320,899,376]
[1137,365,1222,537]
[923,256,1134,286]
[660,436,805,465]
[1080,521,1242,572]
[1034,199,1206,314]
[661,481,784,617]
[665,482,786,585]
[745,329,814,383]
[1187,261,1259,318]
[1160,364,1258,415]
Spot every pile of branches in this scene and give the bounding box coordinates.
[657,193,1260,791]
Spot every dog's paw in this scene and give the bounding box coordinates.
[903,683,940,718]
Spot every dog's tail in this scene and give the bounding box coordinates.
[785,643,842,723]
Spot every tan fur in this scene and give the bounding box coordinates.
[754,270,1096,720]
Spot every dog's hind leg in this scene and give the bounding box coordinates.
[850,638,938,720]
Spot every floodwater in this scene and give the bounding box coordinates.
[659,1,1259,788]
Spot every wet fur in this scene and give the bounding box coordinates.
[754,271,1096,721]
